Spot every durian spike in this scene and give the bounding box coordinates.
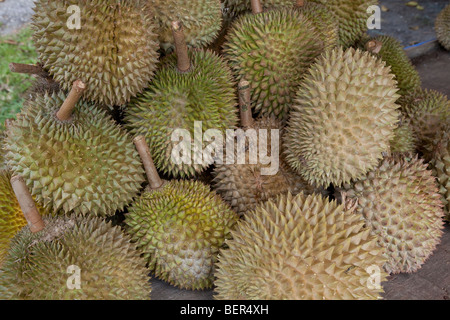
[250,0,263,14]
[296,0,305,6]
[365,40,383,54]
[238,79,254,128]
[9,62,48,78]
[10,175,45,233]
[133,135,164,190]
[56,80,86,121]
[171,21,191,73]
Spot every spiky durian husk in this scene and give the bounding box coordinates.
[298,1,339,51]
[212,116,317,216]
[309,0,378,47]
[214,192,387,300]
[343,155,445,274]
[435,4,450,51]
[125,180,238,290]
[363,35,421,96]
[0,170,27,267]
[389,116,416,154]
[147,0,222,52]
[222,0,297,16]
[284,47,400,188]
[224,8,323,120]
[4,92,145,216]
[32,0,159,107]
[125,49,238,178]
[0,216,151,300]
[398,88,450,157]
[429,128,450,221]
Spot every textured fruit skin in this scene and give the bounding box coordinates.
[214,192,388,300]
[429,128,450,221]
[310,0,378,47]
[343,155,445,274]
[4,92,145,216]
[125,49,238,178]
[212,116,317,216]
[398,88,450,156]
[435,3,450,51]
[224,8,323,120]
[32,0,159,107]
[284,47,400,187]
[147,0,222,51]
[0,170,27,267]
[125,180,238,290]
[222,0,297,16]
[364,35,421,96]
[389,116,416,154]
[0,216,151,300]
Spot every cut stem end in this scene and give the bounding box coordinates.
[56,80,86,121]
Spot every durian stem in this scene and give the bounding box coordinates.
[56,80,86,121]
[296,0,305,6]
[10,175,45,233]
[9,62,48,78]
[238,79,254,128]
[133,135,164,190]
[171,21,191,73]
[365,40,383,54]
[250,0,263,14]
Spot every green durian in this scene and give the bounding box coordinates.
[284,47,400,187]
[363,35,421,96]
[125,27,238,178]
[4,89,145,216]
[224,6,324,120]
[343,155,445,274]
[32,0,159,107]
[0,215,151,300]
[146,0,223,51]
[214,192,388,300]
[309,0,379,47]
[398,88,450,157]
[428,126,450,221]
[389,116,416,154]
[435,3,450,51]
[126,179,238,290]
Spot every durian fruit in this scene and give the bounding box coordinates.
[309,0,378,47]
[146,0,223,52]
[428,127,450,221]
[364,36,421,96]
[212,80,317,216]
[4,81,145,216]
[284,47,400,188]
[343,155,445,274]
[214,192,388,300]
[223,1,324,120]
[0,189,151,300]
[398,88,450,156]
[435,3,450,51]
[222,0,298,16]
[0,171,27,267]
[389,116,416,154]
[125,21,238,178]
[125,137,238,290]
[32,0,159,107]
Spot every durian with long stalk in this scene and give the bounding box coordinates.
[125,21,238,178]
[125,136,238,290]
[223,0,324,120]
[212,79,317,216]
[0,176,151,300]
[4,80,145,216]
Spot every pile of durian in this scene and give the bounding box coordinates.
[0,0,449,300]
